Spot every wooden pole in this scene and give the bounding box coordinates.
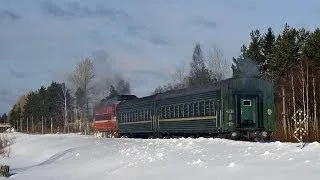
[282,86,287,140]
[20,118,22,132]
[27,117,29,133]
[32,116,34,133]
[313,77,318,140]
[42,116,44,134]
[51,117,53,134]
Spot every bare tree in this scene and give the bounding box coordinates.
[171,60,189,90]
[206,45,230,81]
[151,61,189,95]
[61,82,68,133]
[70,58,95,126]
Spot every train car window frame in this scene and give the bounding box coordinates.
[142,109,144,120]
[243,100,252,106]
[134,111,137,121]
[146,109,149,120]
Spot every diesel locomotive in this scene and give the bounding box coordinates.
[93,76,275,141]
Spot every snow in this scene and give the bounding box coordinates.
[0,133,320,180]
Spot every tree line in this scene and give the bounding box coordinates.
[7,57,131,134]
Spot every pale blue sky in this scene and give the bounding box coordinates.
[0,0,319,113]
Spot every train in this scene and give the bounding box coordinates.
[93,76,275,141]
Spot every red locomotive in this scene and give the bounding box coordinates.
[93,95,137,137]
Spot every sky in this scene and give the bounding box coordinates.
[0,0,320,113]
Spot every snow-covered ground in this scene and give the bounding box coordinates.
[0,133,319,180]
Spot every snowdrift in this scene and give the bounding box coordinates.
[0,133,319,180]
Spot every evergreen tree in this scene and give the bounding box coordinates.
[246,30,264,64]
[188,43,212,86]
[304,28,320,68]
[261,27,275,77]
[268,24,300,78]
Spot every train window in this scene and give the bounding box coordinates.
[243,100,251,106]
[189,103,193,117]
[184,104,188,117]
[199,101,204,116]
[194,102,199,116]
[205,101,210,116]
[135,111,137,121]
[131,111,134,122]
[141,110,143,120]
[170,105,174,119]
[178,104,183,118]
[209,100,214,116]
[146,109,149,120]
[175,105,179,118]
[146,109,148,120]
[166,107,169,119]
[161,106,165,119]
[162,107,165,119]
[172,105,175,118]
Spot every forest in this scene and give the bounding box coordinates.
[4,23,320,142]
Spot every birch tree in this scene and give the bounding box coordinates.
[206,45,229,81]
[70,58,95,124]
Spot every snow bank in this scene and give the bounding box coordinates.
[0,133,319,180]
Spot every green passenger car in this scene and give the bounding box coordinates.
[116,77,275,141]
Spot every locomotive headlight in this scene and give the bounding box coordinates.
[261,131,268,137]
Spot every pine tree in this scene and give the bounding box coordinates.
[188,43,212,87]
[304,28,320,67]
[261,27,275,77]
[246,30,264,64]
